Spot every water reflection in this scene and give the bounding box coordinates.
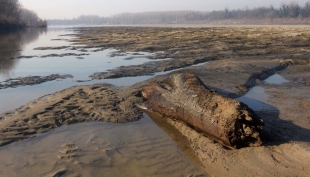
[265,74,289,84]
[0,28,47,77]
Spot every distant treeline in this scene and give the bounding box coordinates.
[0,0,47,30]
[48,1,310,25]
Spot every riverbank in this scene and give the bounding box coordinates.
[0,21,47,31]
[0,26,310,176]
[0,21,25,31]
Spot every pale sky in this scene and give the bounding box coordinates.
[19,0,310,19]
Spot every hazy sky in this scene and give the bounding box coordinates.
[19,0,310,19]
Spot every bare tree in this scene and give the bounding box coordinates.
[301,1,310,17]
[0,0,46,29]
[0,0,21,19]
[288,1,301,18]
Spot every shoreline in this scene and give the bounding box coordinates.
[0,24,47,31]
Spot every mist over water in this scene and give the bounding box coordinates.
[19,0,310,19]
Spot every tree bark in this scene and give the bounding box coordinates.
[141,73,264,148]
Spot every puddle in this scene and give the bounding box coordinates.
[238,74,289,111]
[0,114,207,177]
[238,74,287,111]
[265,74,289,84]
[237,86,272,111]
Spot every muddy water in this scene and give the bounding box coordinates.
[0,114,206,177]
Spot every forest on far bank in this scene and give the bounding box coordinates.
[49,1,310,25]
[0,0,46,30]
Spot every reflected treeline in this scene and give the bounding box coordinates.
[0,28,46,78]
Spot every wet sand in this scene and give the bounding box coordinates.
[1,26,310,176]
[0,74,73,90]
[0,114,205,177]
[165,62,310,177]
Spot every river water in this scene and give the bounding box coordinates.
[0,27,208,176]
[0,27,164,113]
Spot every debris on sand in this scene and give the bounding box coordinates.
[142,73,264,148]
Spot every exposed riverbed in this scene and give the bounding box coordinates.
[1,26,310,177]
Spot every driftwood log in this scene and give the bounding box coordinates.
[141,73,264,148]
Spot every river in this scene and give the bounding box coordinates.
[0,27,166,113]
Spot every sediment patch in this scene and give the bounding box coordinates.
[8,53,89,60]
[34,46,71,50]
[0,83,144,146]
[90,57,212,79]
[0,74,73,90]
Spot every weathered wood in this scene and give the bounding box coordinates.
[142,73,264,148]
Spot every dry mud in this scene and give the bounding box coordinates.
[1,26,310,176]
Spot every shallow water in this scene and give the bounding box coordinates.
[0,27,154,82]
[237,86,272,111]
[0,27,164,113]
[237,73,287,111]
[265,73,289,84]
[0,114,206,177]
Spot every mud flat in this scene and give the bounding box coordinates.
[72,26,310,80]
[1,26,310,176]
[0,83,144,146]
[8,53,89,60]
[0,74,73,89]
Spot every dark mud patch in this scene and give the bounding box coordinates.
[34,46,71,50]
[51,38,67,41]
[90,57,213,79]
[0,74,73,90]
[41,53,89,58]
[8,53,89,59]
